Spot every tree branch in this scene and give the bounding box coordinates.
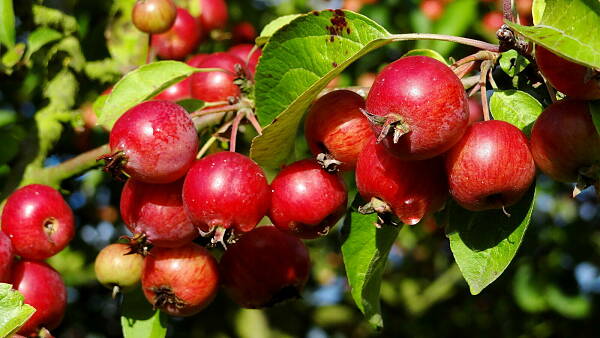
[390,33,500,53]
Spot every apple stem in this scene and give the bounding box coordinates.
[468,83,481,97]
[389,33,500,53]
[112,285,121,299]
[190,103,242,117]
[501,205,511,218]
[244,109,263,135]
[146,33,153,64]
[229,109,245,153]
[541,75,558,103]
[487,67,498,89]
[479,60,493,121]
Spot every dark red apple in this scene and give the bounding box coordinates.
[535,45,600,100]
[219,226,310,308]
[1,184,74,260]
[120,179,197,248]
[154,78,192,101]
[142,243,219,316]
[269,159,347,239]
[530,100,600,183]
[365,55,469,160]
[304,90,372,171]
[445,120,536,211]
[132,0,177,34]
[151,8,202,60]
[0,231,13,283]
[196,0,228,32]
[190,52,245,103]
[355,138,448,225]
[13,260,67,335]
[232,21,257,43]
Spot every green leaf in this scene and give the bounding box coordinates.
[176,99,205,114]
[45,36,86,71]
[44,68,79,110]
[446,185,536,295]
[251,10,390,168]
[498,49,531,77]
[0,0,15,48]
[546,285,591,319]
[0,109,17,128]
[121,287,168,338]
[32,5,78,34]
[0,125,25,165]
[590,100,600,137]
[93,94,109,118]
[490,90,543,135]
[256,14,302,45]
[25,27,62,61]
[512,263,548,313]
[1,43,25,69]
[84,59,122,83]
[506,0,600,69]
[0,283,36,337]
[427,0,478,56]
[532,0,546,25]
[341,197,401,330]
[98,61,197,129]
[402,49,447,64]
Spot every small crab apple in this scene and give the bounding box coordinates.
[120,179,197,248]
[269,159,347,239]
[355,138,448,225]
[228,44,262,76]
[196,0,228,32]
[151,8,202,60]
[535,45,600,100]
[530,100,600,184]
[420,0,444,20]
[365,55,469,160]
[132,0,177,34]
[142,243,219,316]
[190,52,246,103]
[232,22,257,43]
[482,11,504,34]
[467,98,484,124]
[95,243,144,296]
[13,260,67,336]
[1,184,74,260]
[0,231,14,282]
[182,152,270,245]
[154,78,192,101]
[304,90,372,171]
[219,226,310,308]
[445,120,536,212]
[103,100,198,184]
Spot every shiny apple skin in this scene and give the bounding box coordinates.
[190,52,245,103]
[355,138,448,225]
[132,0,177,34]
[1,184,74,260]
[365,56,469,160]
[0,231,14,282]
[269,159,347,239]
[445,120,536,211]
[94,243,144,292]
[228,44,262,76]
[151,8,202,60]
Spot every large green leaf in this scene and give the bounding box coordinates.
[490,90,543,135]
[97,61,197,129]
[447,185,536,295]
[121,287,168,338]
[0,0,15,48]
[506,0,600,69]
[0,283,36,337]
[341,197,401,330]
[250,10,390,168]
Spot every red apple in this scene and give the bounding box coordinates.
[132,0,177,34]
[530,100,600,183]
[304,90,372,171]
[227,44,261,76]
[232,22,257,43]
[445,120,536,211]
[535,45,600,100]
[196,0,228,33]
[151,8,202,60]
[355,138,448,225]
[0,231,13,283]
